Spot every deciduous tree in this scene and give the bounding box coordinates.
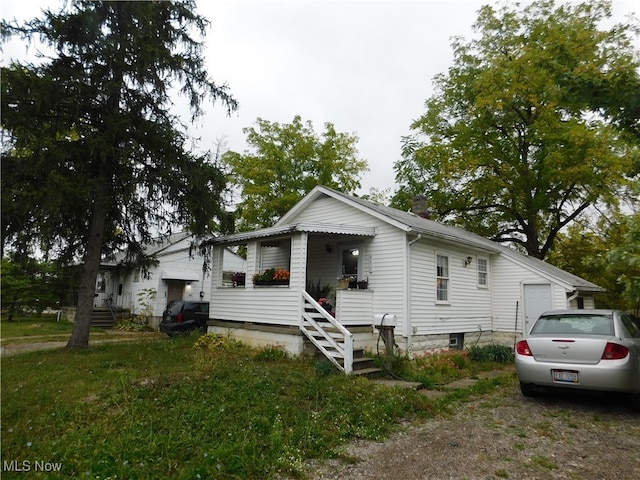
[394,0,639,259]
[1,1,237,347]
[225,115,368,230]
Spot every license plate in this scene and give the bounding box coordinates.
[552,370,579,383]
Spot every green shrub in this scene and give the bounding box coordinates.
[114,316,154,332]
[468,344,514,363]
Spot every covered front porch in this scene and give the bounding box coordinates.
[207,223,381,373]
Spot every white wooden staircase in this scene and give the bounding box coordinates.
[300,291,380,376]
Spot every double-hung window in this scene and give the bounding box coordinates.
[477,257,488,287]
[436,254,449,302]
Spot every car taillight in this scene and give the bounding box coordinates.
[601,342,629,360]
[177,312,183,323]
[516,340,532,356]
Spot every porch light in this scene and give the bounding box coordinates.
[464,256,473,267]
[352,249,359,256]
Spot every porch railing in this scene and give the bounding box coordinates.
[300,291,354,374]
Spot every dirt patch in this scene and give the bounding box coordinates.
[0,331,165,356]
[306,378,640,479]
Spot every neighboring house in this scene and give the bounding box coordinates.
[96,232,246,328]
[206,186,603,373]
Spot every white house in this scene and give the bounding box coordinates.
[206,186,603,373]
[96,232,246,327]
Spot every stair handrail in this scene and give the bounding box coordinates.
[104,295,117,324]
[300,291,353,374]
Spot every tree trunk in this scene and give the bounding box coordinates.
[66,196,108,348]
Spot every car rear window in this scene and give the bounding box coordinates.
[184,302,209,313]
[168,303,184,315]
[530,314,613,335]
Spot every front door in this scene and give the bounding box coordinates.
[339,244,363,283]
[524,284,552,334]
[167,281,184,304]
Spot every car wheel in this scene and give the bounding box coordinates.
[519,382,537,397]
[627,392,640,411]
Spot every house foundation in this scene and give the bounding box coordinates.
[208,319,381,357]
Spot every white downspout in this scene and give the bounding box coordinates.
[406,233,422,355]
[567,290,579,308]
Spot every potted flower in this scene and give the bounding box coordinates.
[271,268,290,285]
[252,269,274,285]
[252,268,290,286]
[357,279,369,290]
[337,275,356,289]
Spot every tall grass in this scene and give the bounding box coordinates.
[385,345,514,387]
[2,335,441,479]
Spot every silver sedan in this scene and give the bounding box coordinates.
[515,310,640,406]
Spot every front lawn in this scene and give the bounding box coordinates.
[0,335,427,479]
[1,332,513,479]
[0,313,74,339]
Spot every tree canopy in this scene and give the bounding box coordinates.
[225,115,368,230]
[1,0,237,346]
[393,0,639,259]
[547,211,640,313]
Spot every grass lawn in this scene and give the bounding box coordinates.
[0,314,153,346]
[1,321,514,479]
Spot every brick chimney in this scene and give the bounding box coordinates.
[412,195,431,219]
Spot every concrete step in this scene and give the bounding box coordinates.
[352,367,384,378]
[91,308,116,329]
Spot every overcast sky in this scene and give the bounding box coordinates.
[2,0,639,196]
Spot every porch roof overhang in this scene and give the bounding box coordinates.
[161,270,200,281]
[207,223,376,246]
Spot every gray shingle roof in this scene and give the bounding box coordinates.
[321,187,603,292]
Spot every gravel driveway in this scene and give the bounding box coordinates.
[306,377,640,479]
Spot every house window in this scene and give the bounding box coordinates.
[477,257,488,287]
[258,238,291,271]
[436,254,449,302]
[96,272,106,293]
[133,268,141,282]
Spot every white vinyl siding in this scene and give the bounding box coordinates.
[409,241,493,336]
[296,195,407,331]
[210,234,305,327]
[490,253,583,333]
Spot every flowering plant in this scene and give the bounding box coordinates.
[337,275,356,282]
[273,269,290,281]
[252,268,290,285]
[318,297,333,311]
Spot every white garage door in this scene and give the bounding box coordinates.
[524,284,552,334]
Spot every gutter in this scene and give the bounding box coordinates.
[406,234,422,354]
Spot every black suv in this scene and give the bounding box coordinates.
[159,300,210,336]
